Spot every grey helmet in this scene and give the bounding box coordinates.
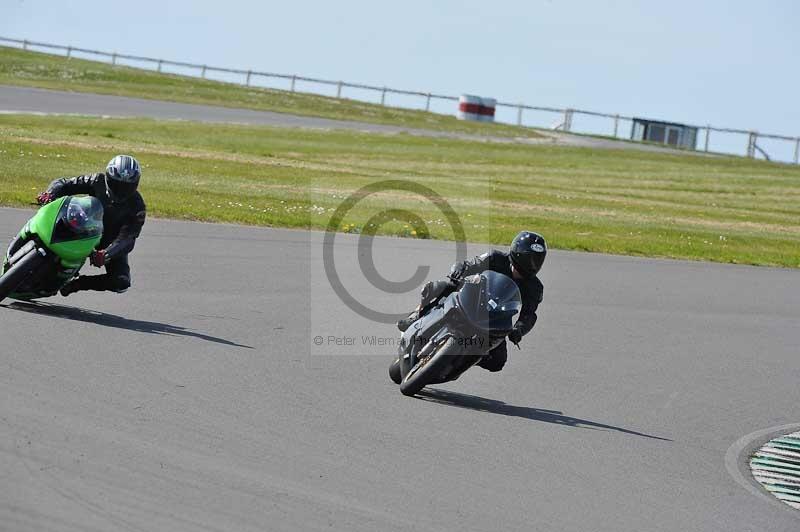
[105,155,141,202]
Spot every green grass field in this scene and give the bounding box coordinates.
[2,114,799,268]
[0,46,543,140]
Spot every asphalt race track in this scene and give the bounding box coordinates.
[1,207,799,532]
[0,85,699,155]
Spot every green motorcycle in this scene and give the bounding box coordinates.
[0,196,104,303]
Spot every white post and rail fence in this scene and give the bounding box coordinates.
[2,36,798,165]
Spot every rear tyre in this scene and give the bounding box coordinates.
[400,341,458,397]
[0,248,47,303]
[389,357,401,384]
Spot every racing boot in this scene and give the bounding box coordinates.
[476,342,508,372]
[60,278,83,297]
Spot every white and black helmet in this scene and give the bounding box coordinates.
[510,231,547,278]
[105,155,141,202]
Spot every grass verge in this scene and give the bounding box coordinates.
[1,113,799,268]
[0,46,542,140]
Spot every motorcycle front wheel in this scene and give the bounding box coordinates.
[0,247,48,304]
[400,340,459,397]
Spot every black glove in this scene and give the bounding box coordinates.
[448,262,467,283]
[508,329,522,346]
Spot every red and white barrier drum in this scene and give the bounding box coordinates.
[458,94,496,122]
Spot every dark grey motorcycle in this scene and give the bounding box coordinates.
[389,270,522,396]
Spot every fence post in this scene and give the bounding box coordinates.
[246,70,252,86]
[111,52,117,65]
[517,105,523,126]
[336,81,343,98]
[290,75,297,92]
[200,65,206,78]
[794,138,800,164]
[747,132,757,158]
[66,46,72,59]
[157,60,163,73]
[704,126,710,152]
[22,40,28,50]
[563,109,573,132]
[425,93,431,112]
[613,114,619,137]
[380,88,386,106]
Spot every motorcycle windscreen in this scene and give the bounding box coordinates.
[456,270,522,335]
[51,196,104,244]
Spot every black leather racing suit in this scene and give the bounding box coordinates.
[419,250,543,372]
[46,173,146,292]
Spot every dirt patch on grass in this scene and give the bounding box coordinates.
[10,135,366,175]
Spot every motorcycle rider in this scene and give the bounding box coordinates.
[34,155,146,296]
[396,231,546,373]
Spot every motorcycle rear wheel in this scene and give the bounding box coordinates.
[389,357,401,385]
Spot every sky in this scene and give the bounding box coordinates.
[2,0,799,159]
